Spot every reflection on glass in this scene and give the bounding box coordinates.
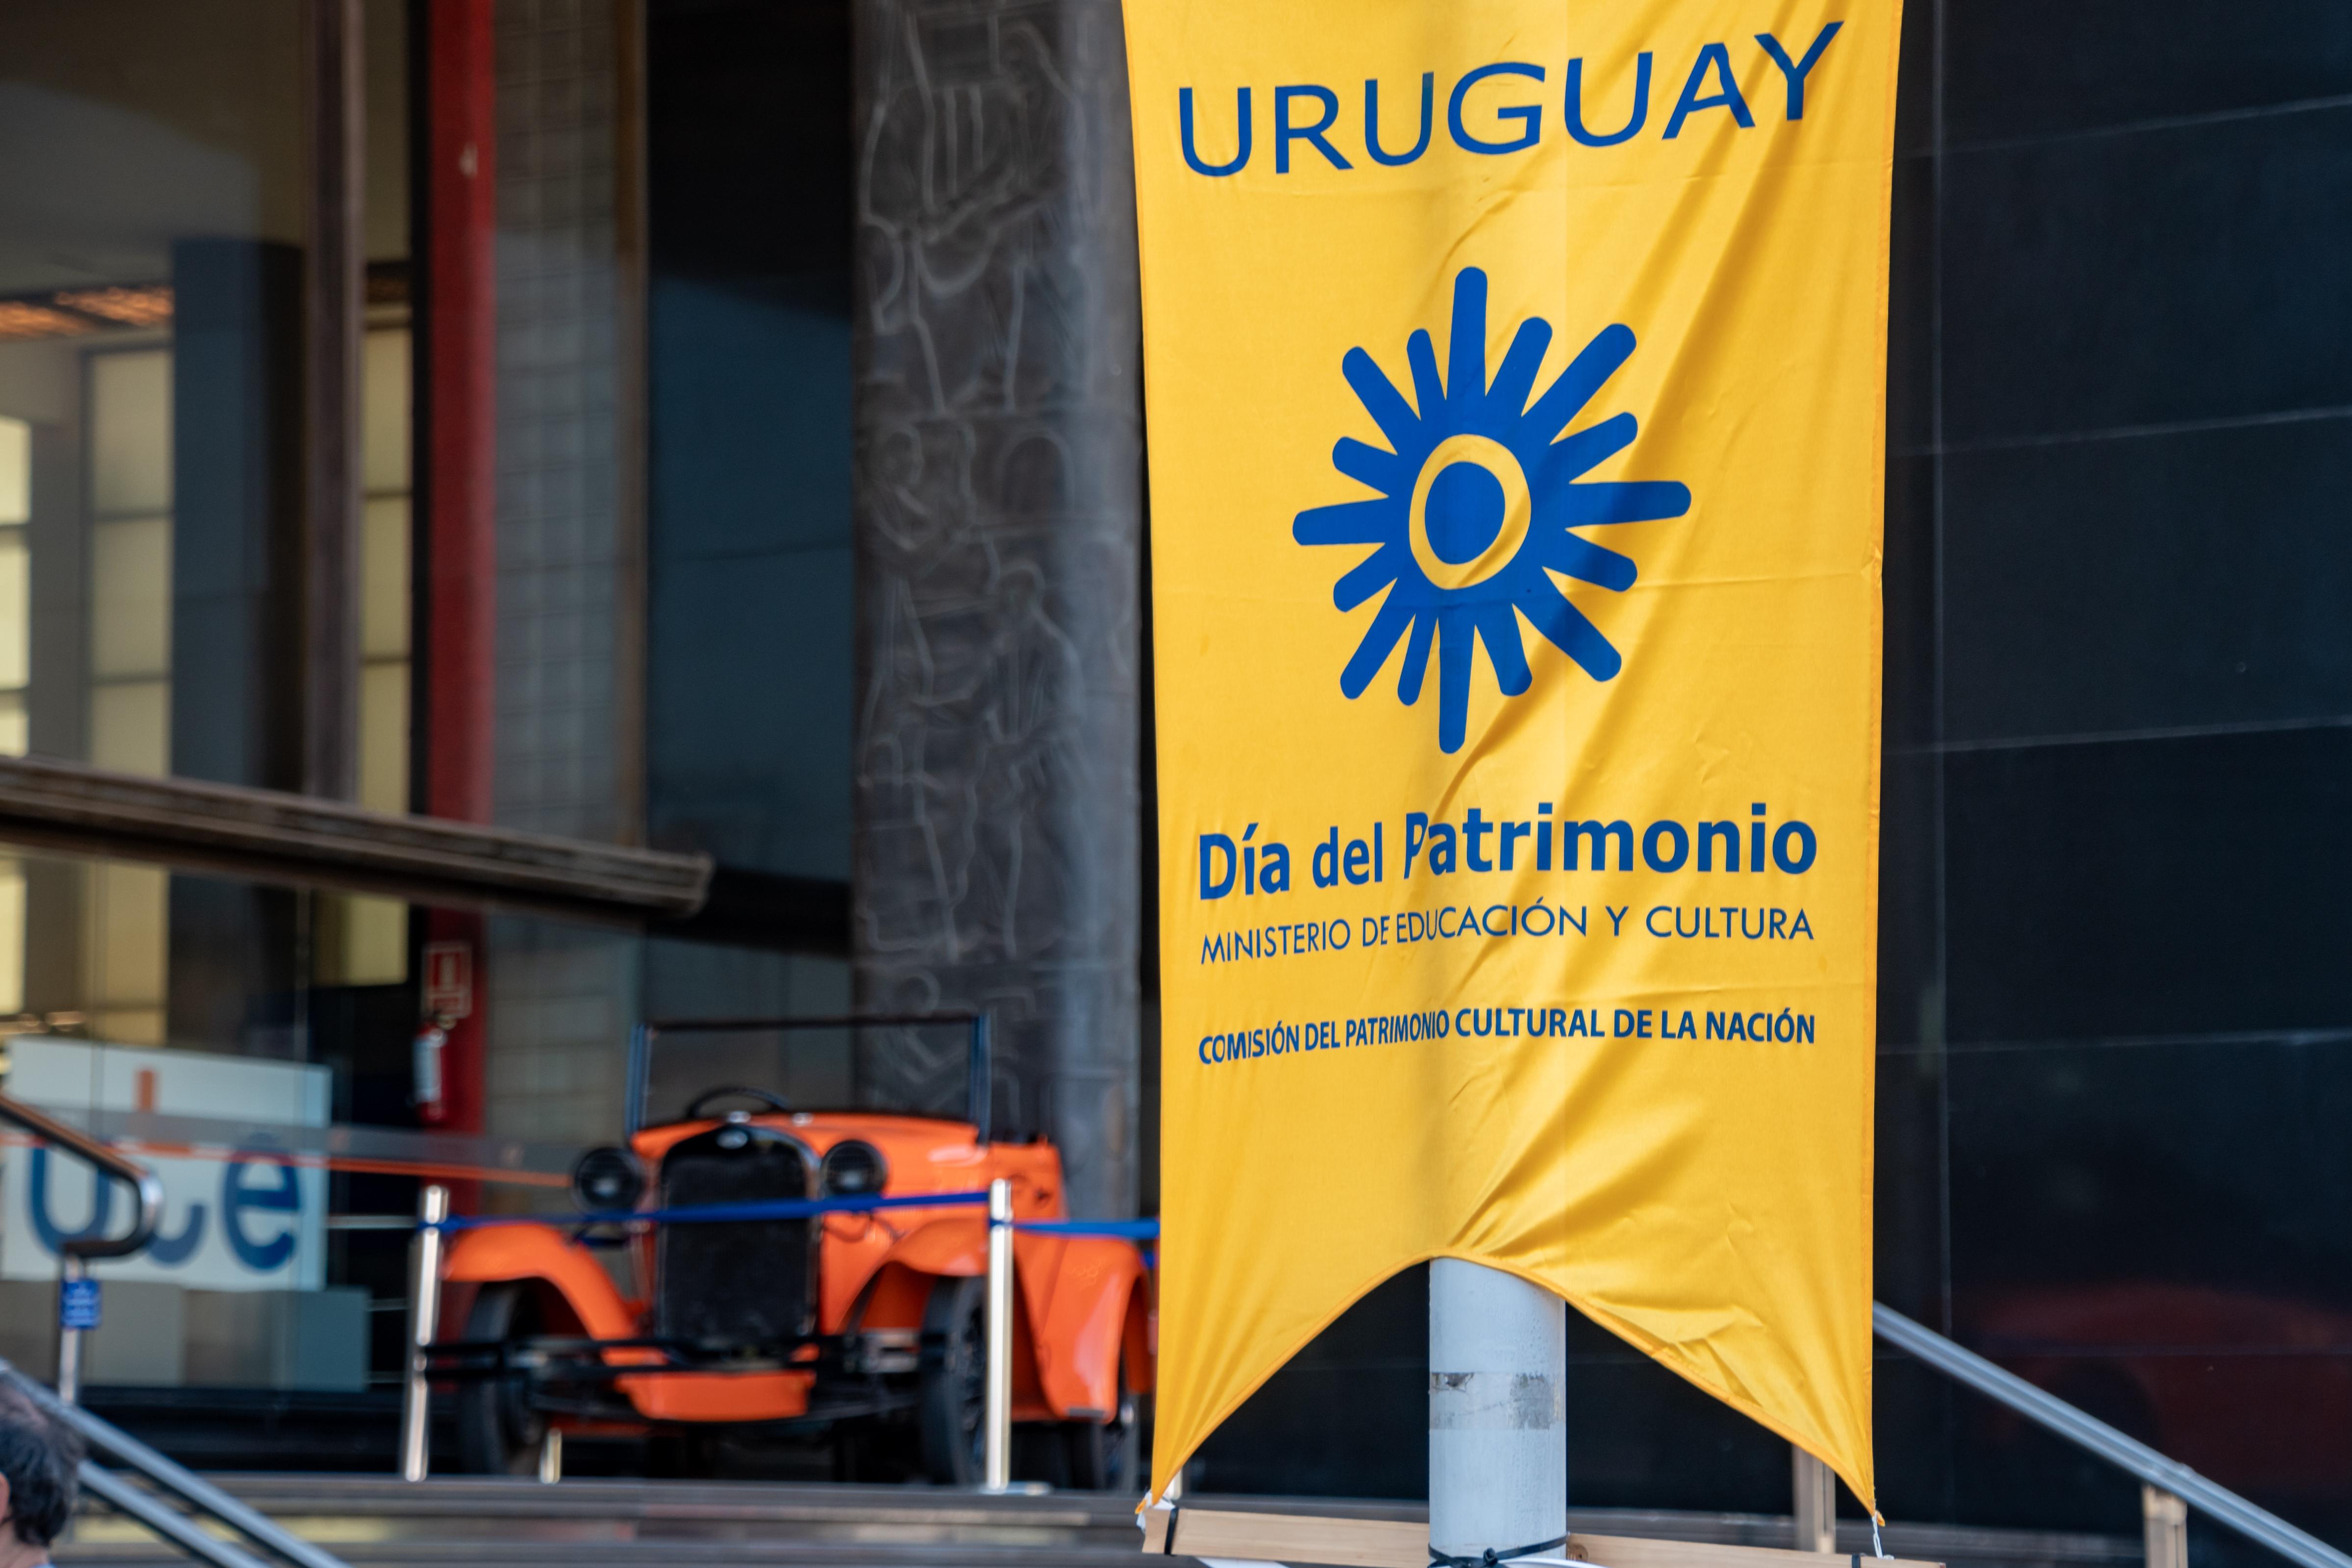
[0,418,26,522]
[0,536,27,694]
[90,515,172,679]
[361,496,410,660]
[319,325,413,986]
[0,0,425,1401]
[0,419,27,762]
[362,327,409,492]
[88,860,168,1046]
[88,351,172,517]
[0,860,22,1015]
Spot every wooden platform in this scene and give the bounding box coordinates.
[1141,1507,1944,1568]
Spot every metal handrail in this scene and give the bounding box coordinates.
[73,1463,273,1568]
[0,1359,350,1568]
[1875,1303,2352,1568]
[0,1091,163,1260]
[0,1090,165,1402]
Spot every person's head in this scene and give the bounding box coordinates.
[0,1380,79,1565]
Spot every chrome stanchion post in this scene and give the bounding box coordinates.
[55,1255,87,1406]
[1793,1445,1837,1552]
[2145,1486,2189,1568]
[982,1176,1014,1492]
[400,1183,449,1482]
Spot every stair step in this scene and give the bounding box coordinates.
[57,1477,2142,1568]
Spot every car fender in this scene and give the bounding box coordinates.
[1025,1235,1150,1420]
[863,1221,1153,1419]
[441,1223,638,1340]
[876,1216,987,1278]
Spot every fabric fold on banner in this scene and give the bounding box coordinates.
[1125,0,1901,1511]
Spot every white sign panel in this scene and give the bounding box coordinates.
[1,1038,329,1290]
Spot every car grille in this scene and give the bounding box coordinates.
[655,1125,814,1349]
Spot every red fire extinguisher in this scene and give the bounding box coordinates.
[413,1011,454,1124]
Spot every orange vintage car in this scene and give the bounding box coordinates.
[430,1015,1153,1488]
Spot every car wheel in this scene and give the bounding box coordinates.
[1063,1362,1145,1493]
[918,1275,988,1485]
[455,1284,548,1475]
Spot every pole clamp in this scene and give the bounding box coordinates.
[1430,1535,1571,1567]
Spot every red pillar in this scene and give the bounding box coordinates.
[419,0,496,1137]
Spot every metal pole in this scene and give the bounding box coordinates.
[1875,1304,2352,1568]
[1429,1259,1566,1564]
[2146,1487,2189,1568]
[1793,1446,1838,1552]
[55,1255,86,1405]
[968,1014,992,1145]
[982,1176,1014,1491]
[400,1183,449,1481]
[623,1022,651,1136]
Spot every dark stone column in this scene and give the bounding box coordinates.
[850,0,1142,1217]
[169,238,307,1053]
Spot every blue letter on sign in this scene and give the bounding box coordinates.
[26,1147,112,1256]
[1275,85,1351,172]
[1756,24,1843,120]
[1663,44,1755,139]
[1564,55,1652,147]
[224,1155,302,1272]
[1180,87,1252,176]
[1449,63,1545,154]
[1199,833,1237,900]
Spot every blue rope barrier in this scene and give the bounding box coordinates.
[1013,1218,1160,1239]
[430,1188,991,1232]
[428,1192,1166,1243]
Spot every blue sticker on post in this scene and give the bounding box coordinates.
[59,1277,101,1331]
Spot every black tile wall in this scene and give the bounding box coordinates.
[1943,0,2352,146]
[1942,107,2352,444]
[1947,1038,2352,1311]
[1942,727,2352,1043]
[1881,454,1938,747]
[1942,417,2352,743]
[1875,751,1941,1041]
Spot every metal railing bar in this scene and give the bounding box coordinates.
[75,1462,275,1568]
[640,1012,984,1032]
[0,1361,351,1568]
[1874,1303,2352,1568]
[0,1092,161,1259]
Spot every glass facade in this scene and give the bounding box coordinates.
[0,0,414,1048]
[0,0,429,1400]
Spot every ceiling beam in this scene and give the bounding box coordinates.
[0,754,709,926]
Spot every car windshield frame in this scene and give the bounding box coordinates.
[623,1013,993,1142]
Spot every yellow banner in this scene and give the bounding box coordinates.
[1127,0,1899,1512]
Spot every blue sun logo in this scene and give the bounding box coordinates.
[1292,268,1692,753]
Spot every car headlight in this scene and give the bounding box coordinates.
[819,1140,888,1198]
[571,1145,645,1212]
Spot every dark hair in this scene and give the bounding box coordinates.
[0,1380,80,1548]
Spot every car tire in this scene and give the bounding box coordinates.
[918,1275,988,1485]
[455,1283,549,1475]
[1063,1362,1145,1493]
